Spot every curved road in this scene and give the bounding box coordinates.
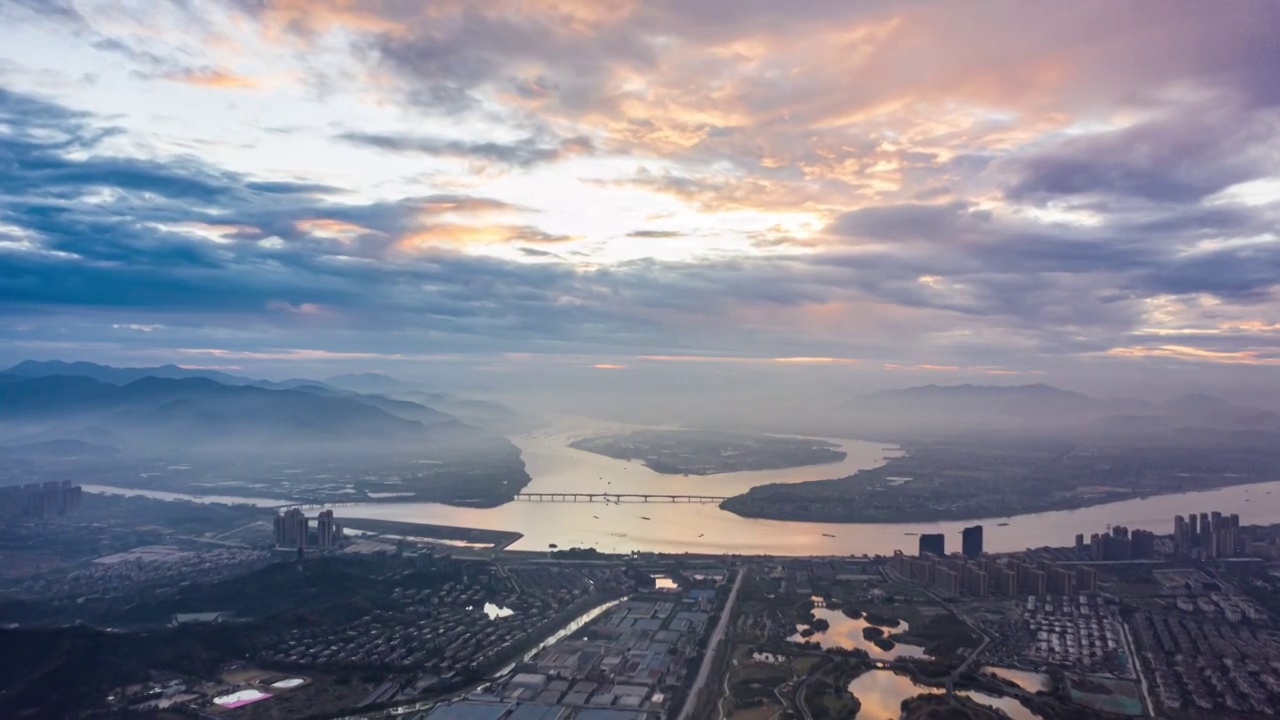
[678,568,745,720]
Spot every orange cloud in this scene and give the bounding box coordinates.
[176,347,394,361]
[772,357,859,364]
[396,224,571,251]
[593,363,627,369]
[294,218,378,240]
[1102,345,1280,366]
[164,69,259,89]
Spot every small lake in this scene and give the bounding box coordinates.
[984,666,1052,693]
[481,602,515,620]
[789,607,926,660]
[848,669,1043,720]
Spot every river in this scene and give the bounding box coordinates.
[85,415,1280,556]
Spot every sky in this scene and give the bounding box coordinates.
[1,0,1279,398]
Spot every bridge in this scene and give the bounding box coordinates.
[514,492,728,503]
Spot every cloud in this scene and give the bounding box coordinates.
[338,131,594,167]
[1002,103,1280,204]
[163,68,259,89]
[4,1,1280,380]
[626,230,682,238]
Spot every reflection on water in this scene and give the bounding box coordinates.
[481,602,515,619]
[82,484,283,507]
[848,670,1043,720]
[85,415,1280,557]
[789,607,926,659]
[651,575,679,590]
[848,670,934,720]
[984,666,1051,693]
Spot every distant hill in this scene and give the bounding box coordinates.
[4,359,255,386]
[842,383,1279,439]
[4,359,341,393]
[402,391,545,435]
[4,359,542,437]
[0,439,119,458]
[326,371,421,394]
[0,374,502,459]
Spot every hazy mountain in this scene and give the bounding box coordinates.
[326,372,420,394]
[842,383,1278,439]
[0,375,500,458]
[3,359,535,436]
[4,360,254,386]
[4,360,343,394]
[0,439,119,458]
[402,391,545,435]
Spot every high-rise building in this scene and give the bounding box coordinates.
[1074,533,1086,554]
[273,507,309,548]
[918,533,945,557]
[1048,566,1075,595]
[992,567,1018,596]
[931,566,959,596]
[1024,569,1047,596]
[316,509,342,548]
[961,564,989,596]
[1132,529,1156,560]
[1075,566,1098,593]
[0,481,83,520]
[1174,515,1188,555]
[962,525,984,558]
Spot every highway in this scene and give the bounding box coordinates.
[677,567,745,720]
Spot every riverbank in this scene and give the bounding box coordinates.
[720,441,1280,524]
[338,518,523,550]
[568,429,848,476]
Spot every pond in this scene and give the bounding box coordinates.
[983,666,1052,693]
[847,670,1044,720]
[651,575,679,590]
[789,607,927,660]
[482,602,515,620]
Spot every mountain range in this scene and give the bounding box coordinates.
[0,362,523,462]
[1,360,538,437]
[844,383,1280,440]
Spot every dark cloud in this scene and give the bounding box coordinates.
[1004,104,1280,203]
[244,180,346,195]
[6,0,1280,374]
[338,131,594,167]
[626,230,682,238]
[4,82,1277,369]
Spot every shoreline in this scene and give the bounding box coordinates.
[718,446,1278,525]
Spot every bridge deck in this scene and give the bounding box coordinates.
[514,493,727,503]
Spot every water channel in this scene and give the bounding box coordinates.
[85,414,1280,556]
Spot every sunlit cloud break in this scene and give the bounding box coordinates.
[0,0,1276,380]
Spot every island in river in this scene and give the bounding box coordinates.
[568,429,847,475]
[721,436,1280,523]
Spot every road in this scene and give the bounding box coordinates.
[795,657,831,720]
[677,567,745,720]
[882,565,990,680]
[1120,616,1156,717]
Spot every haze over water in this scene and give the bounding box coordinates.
[86,415,1280,554]
[322,417,1280,554]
